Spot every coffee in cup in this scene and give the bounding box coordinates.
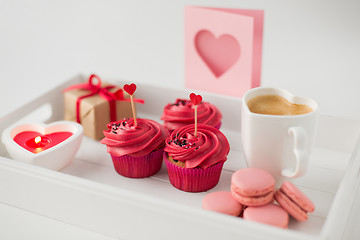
[247,95,313,116]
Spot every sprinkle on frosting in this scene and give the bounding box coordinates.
[164,124,230,169]
[101,118,169,157]
[161,99,222,131]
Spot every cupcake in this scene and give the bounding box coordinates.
[164,123,230,192]
[161,99,222,132]
[101,118,169,178]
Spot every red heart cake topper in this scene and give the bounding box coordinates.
[124,83,138,126]
[124,83,137,95]
[189,93,202,106]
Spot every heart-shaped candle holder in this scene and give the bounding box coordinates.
[2,121,83,171]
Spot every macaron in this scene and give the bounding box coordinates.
[243,203,289,228]
[202,191,243,216]
[231,168,275,206]
[274,181,315,222]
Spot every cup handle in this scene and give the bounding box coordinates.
[281,126,308,178]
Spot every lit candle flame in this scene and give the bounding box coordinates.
[34,136,42,144]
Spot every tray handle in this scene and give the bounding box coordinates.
[348,135,360,187]
[321,135,360,239]
[0,74,85,155]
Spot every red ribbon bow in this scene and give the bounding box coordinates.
[63,74,144,124]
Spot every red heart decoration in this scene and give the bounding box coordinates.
[189,93,202,106]
[123,83,137,95]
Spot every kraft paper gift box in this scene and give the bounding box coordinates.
[185,6,264,98]
[63,75,133,141]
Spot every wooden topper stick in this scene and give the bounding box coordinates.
[194,105,198,137]
[124,83,138,126]
[129,94,137,126]
[189,93,202,137]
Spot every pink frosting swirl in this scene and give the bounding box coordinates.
[101,118,169,157]
[164,124,230,169]
[161,99,222,131]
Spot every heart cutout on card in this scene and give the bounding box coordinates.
[123,83,137,95]
[189,93,202,106]
[195,30,241,78]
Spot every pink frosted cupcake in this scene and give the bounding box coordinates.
[101,118,169,178]
[161,99,222,132]
[164,123,230,192]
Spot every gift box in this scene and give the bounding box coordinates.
[63,75,140,140]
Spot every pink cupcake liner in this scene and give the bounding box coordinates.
[164,157,224,192]
[111,148,164,178]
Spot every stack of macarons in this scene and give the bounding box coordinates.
[230,168,290,228]
[202,168,315,229]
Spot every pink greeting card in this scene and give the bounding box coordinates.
[185,6,264,98]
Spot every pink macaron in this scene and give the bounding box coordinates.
[202,191,243,216]
[243,203,289,228]
[274,181,315,222]
[231,168,275,206]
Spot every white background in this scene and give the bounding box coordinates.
[1,0,360,119]
[0,0,359,239]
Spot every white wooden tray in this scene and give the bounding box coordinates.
[0,74,360,240]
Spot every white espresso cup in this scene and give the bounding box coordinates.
[241,87,319,185]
